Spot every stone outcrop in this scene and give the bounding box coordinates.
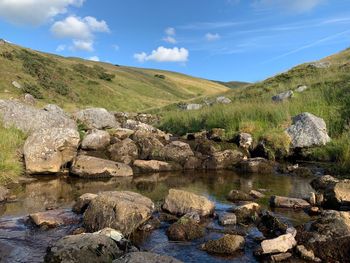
[83,191,154,235]
[132,131,164,160]
[23,128,80,175]
[71,155,133,178]
[286,112,331,148]
[74,108,119,130]
[163,189,215,217]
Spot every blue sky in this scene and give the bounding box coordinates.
[1,0,350,82]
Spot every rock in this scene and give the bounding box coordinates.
[249,190,265,199]
[296,245,318,261]
[184,104,202,110]
[112,252,183,263]
[81,130,111,150]
[270,195,310,208]
[71,155,133,178]
[310,62,331,68]
[0,186,9,202]
[162,189,215,217]
[227,190,253,202]
[237,158,274,174]
[237,133,253,149]
[0,100,77,134]
[261,233,297,254]
[295,85,308,93]
[132,131,164,159]
[208,128,225,141]
[157,141,194,165]
[74,108,119,130]
[72,193,98,214]
[286,112,331,148]
[12,81,21,89]
[233,202,261,223]
[167,217,205,241]
[23,128,80,175]
[123,120,169,141]
[310,175,339,191]
[110,128,134,140]
[201,235,245,254]
[258,211,288,238]
[219,213,237,225]
[29,209,81,228]
[203,150,243,170]
[185,131,208,140]
[194,139,220,155]
[183,156,202,170]
[309,192,316,206]
[272,90,293,102]
[108,138,138,165]
[216,96,232,104]
[133,160,181,173]
[83,191,154,235]
[43,104,66,116]
[270,252,292,262]
[24,93,36,105]
[44,230,124,263]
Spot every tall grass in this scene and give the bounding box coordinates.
[0,125,26,184]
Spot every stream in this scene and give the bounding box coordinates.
[0,170,316,263]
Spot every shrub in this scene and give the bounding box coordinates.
[154,74,166,79]
[1,51,14,60]
[22,82,43,99]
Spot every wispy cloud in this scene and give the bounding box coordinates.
[252,0,326,14]
[178,20,253,30]
[264,29,350,63]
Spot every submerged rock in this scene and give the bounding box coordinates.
[29,209,81,228]
[83,191,154,235]
[286,112,331,148]
[201,234,245,254]
[44,229,124,263]
[113,252,183,263]
[71,155,133,178]
[74,108,119,130]
[227,190,253,202]
[162,189,215,217]
[23,128,80,175]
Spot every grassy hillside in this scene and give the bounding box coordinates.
[0,41,229,112]
[213,80,250,89]
[159,48,350,173]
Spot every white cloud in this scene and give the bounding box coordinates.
[205,33,221,41]
[0,0,84,25]
[163,36,177,44]
[252,0,325,13]
[51,15,109,52]
[134,46,189,63]
[72,40,93,51]
[165,27,176,36]
[56,44,66,52]
[87,56,100,62]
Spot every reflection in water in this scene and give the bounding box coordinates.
[0,170,315,263]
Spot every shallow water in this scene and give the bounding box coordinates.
[0,170,315,263]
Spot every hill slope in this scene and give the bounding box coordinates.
[0,41,229,112]
[159,47,350,173]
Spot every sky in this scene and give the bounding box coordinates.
[1,0,350,82]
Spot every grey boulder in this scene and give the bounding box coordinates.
[74,108,119,130]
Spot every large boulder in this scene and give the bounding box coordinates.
[72,193,98,214]
[0,100,76,134]
[71,155,133,178]
[261,233,297,254]
[133,160,182,173]
[74,108,119,130]
[108,138,139,165]
[201,235,245,255]
[44,229,124,263]
[113,252,182,263]
[286,112,331,148]
[272,90,293,102]
[162,189,215,217]
[157,141,194,165]
[81,130,111,150]
[83,191,155,235]
[23,128,80,175]
[203,150,243,170]
[43,104,66,116]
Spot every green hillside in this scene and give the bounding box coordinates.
[0,41,229,112]
[159,48,350,173]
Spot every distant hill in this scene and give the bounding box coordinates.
[213,80,250,89]
[0,41,229,112]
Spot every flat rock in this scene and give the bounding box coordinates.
[286,112,331,148]
[23,128,80,175]
[270,195,310,208]
[83,191,154,235]
[29,209,81,228]
[261,233,296,254]
[163,189,215,217]
[71,155,133,178]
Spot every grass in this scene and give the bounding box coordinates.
[0,124,26,184]
[158,48,350,175]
